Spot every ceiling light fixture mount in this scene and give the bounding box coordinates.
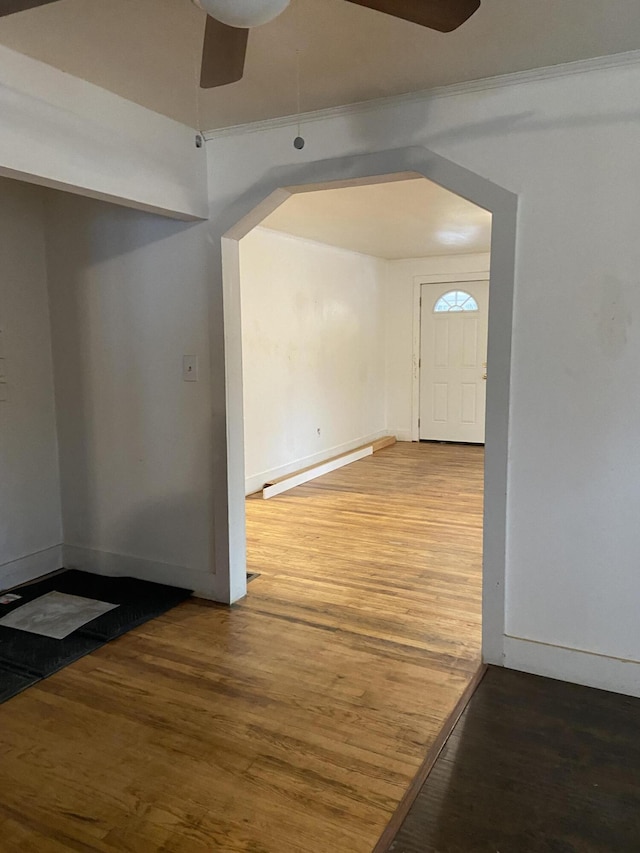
[193,0,291,29]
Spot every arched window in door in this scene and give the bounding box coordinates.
[434,290,479,313]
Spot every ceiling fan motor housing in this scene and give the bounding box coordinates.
[194,0,291,28]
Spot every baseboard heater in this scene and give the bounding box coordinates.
[262,436,396,499]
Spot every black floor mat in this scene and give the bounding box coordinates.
[0,570,191,703]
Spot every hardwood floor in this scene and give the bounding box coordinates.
[0,442,483,852]
[386,666,640,853]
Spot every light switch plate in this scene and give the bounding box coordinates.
[183,355,198,382]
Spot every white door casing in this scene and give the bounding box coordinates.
[419,281,489,443]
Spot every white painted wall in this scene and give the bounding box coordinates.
[0,44,207,221]
[0,178,62,589]
[385,253,491,440]
[239,227,387,493]
[45,192,217,597]
[207,57,640,695]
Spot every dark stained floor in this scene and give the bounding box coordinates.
[386,666,640,853]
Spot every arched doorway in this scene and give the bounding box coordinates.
[209,146,516,666]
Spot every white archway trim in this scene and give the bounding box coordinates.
[209,146,517,666]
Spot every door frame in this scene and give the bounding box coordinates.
[211,146,517,667]
[411,271,491,442]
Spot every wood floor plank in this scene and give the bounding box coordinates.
[0,442,483,851]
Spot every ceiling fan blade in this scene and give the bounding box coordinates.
[344,0,480,32]
[0,0,63,17]
[200,15,248,89]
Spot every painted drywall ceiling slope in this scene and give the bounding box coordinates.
[260,178,492,258]
[0,43,207,221]
[1,0,640,129]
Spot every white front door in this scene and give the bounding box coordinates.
[419,281,489,443]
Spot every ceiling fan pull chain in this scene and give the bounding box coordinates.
[194,31,204,148]
[293,1,305,149]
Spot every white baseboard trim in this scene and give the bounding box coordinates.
[263,445,373,499]
[0,545,63,592]
[394,430,414,442]
[63,545,218,600]
[504,635,640,698]
[245,429,390,495]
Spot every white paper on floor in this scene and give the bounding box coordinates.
[0,591,118,639]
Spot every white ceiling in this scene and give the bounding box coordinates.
[258,176,492,259]
[0,0,639,129]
